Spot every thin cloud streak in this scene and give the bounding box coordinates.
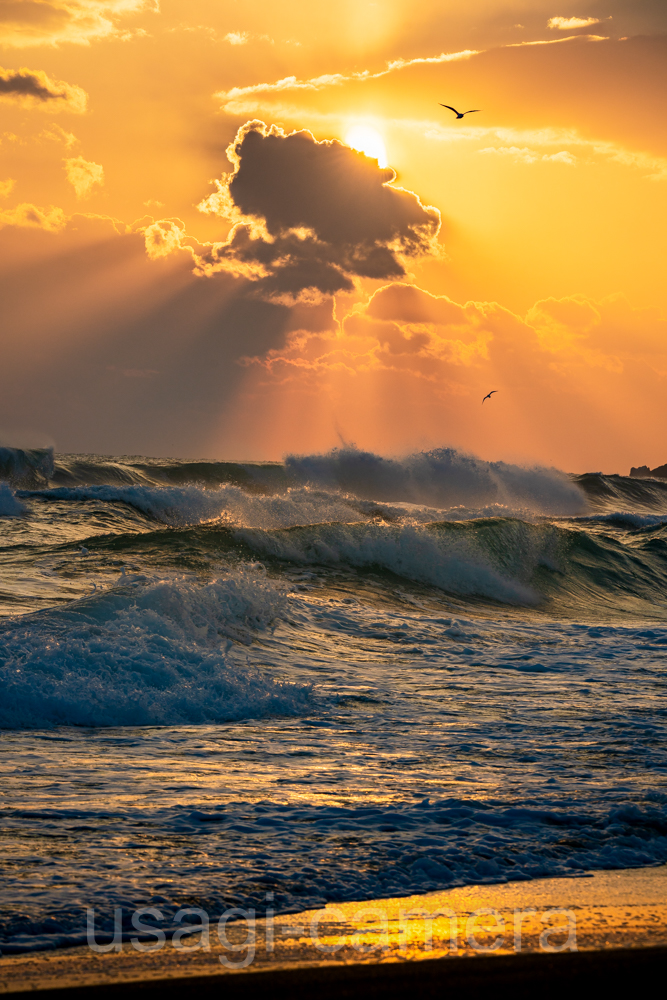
[215,34,611,111]
[215,49,480,109]
[548,16,603,31]
[507,34,609,47]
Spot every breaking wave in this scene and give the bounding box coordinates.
[0,568,309,730]
[9,444,587,515]
[0,446,54,487]
[0,481,24,517]
[235,520,544,605]
[285,447,587,515]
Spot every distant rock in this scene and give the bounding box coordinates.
[630,464,667,479]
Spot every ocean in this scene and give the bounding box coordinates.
[1,445,666,955]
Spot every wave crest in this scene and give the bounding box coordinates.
[0,481,24,517]
[237,520,548,605]
[0,446,54,487]
[0,568,309,730]
[285,447,587,515]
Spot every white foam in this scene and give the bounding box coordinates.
[0,568,310,729]
[20,483,230,526]
[285,447,587,516]
[237,521,540,605]
[0,481,24,517]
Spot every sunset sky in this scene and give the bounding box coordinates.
[1,0,666,471]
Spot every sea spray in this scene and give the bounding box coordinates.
[285,447,587,516]
[0,481,24,517]
[0,568,308,729]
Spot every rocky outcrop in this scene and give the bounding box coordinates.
[630,464,667,479]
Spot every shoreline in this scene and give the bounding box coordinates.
[2,865,666,994]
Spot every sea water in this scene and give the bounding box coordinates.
[0,446,665,953]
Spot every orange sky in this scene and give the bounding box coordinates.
[1,1,666,472]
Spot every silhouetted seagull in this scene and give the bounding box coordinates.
[440,104,481,119]
[482,390,498,404]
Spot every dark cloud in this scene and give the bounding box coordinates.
[0,65,87,111]
[195,121,441,300]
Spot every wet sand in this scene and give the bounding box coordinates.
[1,865,666,995]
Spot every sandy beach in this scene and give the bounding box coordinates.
[2,865,666,995]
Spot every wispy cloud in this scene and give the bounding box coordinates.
[422,124,667,180]
[507,33,608,47]
[0,203,67,232]
[225,32,249,46]
[0,1,159,49]
[479,145,576,165]
[41,125,79,148]
[215,49,479,111]
[548,16,602,31]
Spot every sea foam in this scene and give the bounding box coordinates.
[236,520,544,605]
[0,568,309,730]
[285,447,587,516]
[0,481,24,517]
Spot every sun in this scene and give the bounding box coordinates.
[344,126,388,168]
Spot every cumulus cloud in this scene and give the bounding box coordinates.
[242,283,667,401]
[64,156,104,198]
[547,16,602,31]
[0,202,67,232]
[0,66,87,112]
[0,178,15,197]
[0,1,157,48]
[153,120,440,300]
[143,217,187,259]
[527,295,667,360]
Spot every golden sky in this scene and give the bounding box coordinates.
[1,1,666,471]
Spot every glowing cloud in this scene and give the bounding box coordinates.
[225,32,249,46]
[41,125,79,149]
[0,1,158,48]
[547,16,602,30]
[215,50,479,114]
[64,156,104,198]
[0,203,67,232]
[188,120,440,298]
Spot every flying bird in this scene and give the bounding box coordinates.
[482,390,498,404]
[440,104,481,119]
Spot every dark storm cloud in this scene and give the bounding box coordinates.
[0,65,87,111]
[195,120,441,299]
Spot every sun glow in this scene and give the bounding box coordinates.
[344,126,388,167]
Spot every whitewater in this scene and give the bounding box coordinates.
[0,445,666,954]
